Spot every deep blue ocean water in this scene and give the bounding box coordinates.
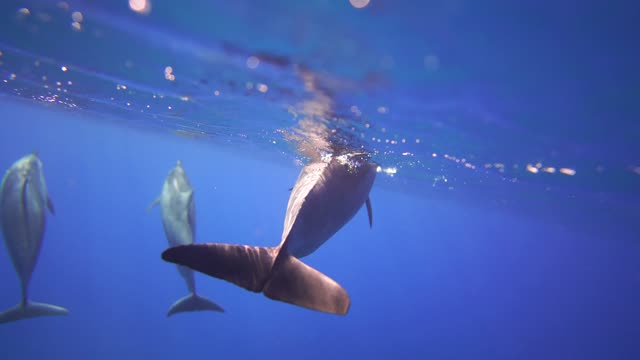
[0,1,639,359]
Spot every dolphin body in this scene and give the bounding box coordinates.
[149,160,224,316]
[0,153,68,324]
[162,151,376,315]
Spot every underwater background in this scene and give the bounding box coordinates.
[0,0,639,359]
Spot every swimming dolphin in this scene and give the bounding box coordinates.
[148,160,224,316]
[0,153,68,324]
[161,151,376,315]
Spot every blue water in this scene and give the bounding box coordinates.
[1,1,639,359]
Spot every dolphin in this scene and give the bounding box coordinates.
[148,160,224,316]
[161,151,376,315]
[0,153,68,324]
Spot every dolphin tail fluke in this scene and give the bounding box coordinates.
[162,243,278,292]
[263,254,350,315]
[162,244,350,315]
[0,301,69,324]
[167,293,224,317]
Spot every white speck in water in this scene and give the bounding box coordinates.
[349,0,370,9]
[246,56,260,69]
[424,55,440,71]
[71,11,83,23]
[129,0,152,15]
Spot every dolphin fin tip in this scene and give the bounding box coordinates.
[263,254,350,315]
[0,301,69,324]
[366,197,373,228]
[47,196,55,215]
[166,293,224,317]
[145,197,160,213]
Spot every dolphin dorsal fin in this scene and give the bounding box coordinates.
[146,197,161,213]
[366,197,373,228]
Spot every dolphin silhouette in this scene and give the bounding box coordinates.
[0,153,68,324]
[149,160,224,316]
[162,151,375,315]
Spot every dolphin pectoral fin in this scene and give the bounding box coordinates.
[47,196,55,215]
[0,301,69,324]
[162,243,278,293]
[145,197,160,213]
[167,293,224,317]
[263,254,350,315]
[366,197,373,228]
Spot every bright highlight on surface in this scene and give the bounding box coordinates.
[70,11,83,31]
[129,0,152,15]
[559,168,576,176]
[376,166,397,177]
[349,0,370,9]
[164,66,175,81]
[71,11,83,23]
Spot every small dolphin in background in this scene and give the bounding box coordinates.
[0,153,69,324]
[148,160,224,316]
[162,151,376,315]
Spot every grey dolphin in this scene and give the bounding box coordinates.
[0,153,68,324]
[161,151,376,315]
[148,160,224,316]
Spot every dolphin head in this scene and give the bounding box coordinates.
[166,161,192,193]
[14,153,43,181]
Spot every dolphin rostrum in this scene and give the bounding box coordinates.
[148,160,224,316]
[0,153,69,324]
[162,151,376,315]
